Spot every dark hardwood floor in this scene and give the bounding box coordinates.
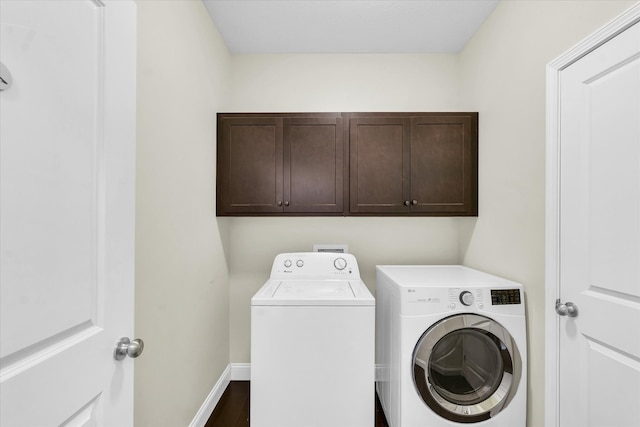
[205,381,389,427]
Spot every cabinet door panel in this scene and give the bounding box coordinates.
[349,118,410,213]
[218,118,283,214]
[410,115,477,214]
[285,118,344,213]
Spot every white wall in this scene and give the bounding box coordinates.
[135,1,231,426]
[457,1,636,426]
[227,53,463,363]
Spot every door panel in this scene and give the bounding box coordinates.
[0,0,99,359]
[285,117,343,213]
[410,115,476,214]
[348,113,477,215]
[0,1,136,425]
[349,117,410,213]
[219,117,284,213]
[559,20,640,427]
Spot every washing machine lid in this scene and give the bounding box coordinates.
[252,279,375,306]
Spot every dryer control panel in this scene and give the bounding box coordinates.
[377,265,525,316]
[448,288,486,310]
[398,286,524,316]
[490,288,522,305]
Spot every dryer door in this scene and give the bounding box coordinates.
[412,314,522,423]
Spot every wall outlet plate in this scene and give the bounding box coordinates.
[313,244,348,253]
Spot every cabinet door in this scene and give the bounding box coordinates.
[217,117,283,214]
[349,117,411,213]
[410,115,478,215]
[284,117,344,213]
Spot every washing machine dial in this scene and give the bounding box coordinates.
[296,259,304,268]
[283,259,292,268]
[460,291,474,306]
[333,257,347,271]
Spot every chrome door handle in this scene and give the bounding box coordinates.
[555,299,579,317]
[114,337,144,360]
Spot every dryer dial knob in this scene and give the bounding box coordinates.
[460,291,474,306]
[284,259,292,268]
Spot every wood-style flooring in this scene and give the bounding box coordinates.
[205,381,389,427]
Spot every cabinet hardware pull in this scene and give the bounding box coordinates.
[284,201,290,206]
[411,200,418,206]
[277,200,283,206]
[404,201,410,206]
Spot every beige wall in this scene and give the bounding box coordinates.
[226,2,636,427]
[227,53,463,363]
[133,0,636,426]
[135,0,231,426]
[457,1,635,427]
[229,53,461,111]
[228,216,461,363]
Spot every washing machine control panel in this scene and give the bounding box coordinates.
[333,257,348,270]
[270,252,361,279]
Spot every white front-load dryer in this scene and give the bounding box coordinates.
[376,265,527,427]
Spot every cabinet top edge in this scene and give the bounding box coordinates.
[343,112,478,117]
[217,112,478,117]
[217,112,343,118]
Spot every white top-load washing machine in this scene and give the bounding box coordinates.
[251,252,375,427]
[376,265,527,427]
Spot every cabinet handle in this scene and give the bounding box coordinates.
[284,201,290,206]
[277,200,283,206]
[404,200,410,206]
[411,200,418,206]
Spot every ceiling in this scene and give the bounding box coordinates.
[202,0,500,54]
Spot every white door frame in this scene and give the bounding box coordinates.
[544,3,640,426]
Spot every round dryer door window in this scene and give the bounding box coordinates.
[412,314,522,423]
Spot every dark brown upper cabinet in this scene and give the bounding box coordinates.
[217,112,477,217]
[348,113,478,216]
[217,113,344,215]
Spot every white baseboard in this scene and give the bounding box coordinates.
[231,362,251,381]
[188,364,231,427]
[190,362,378,426]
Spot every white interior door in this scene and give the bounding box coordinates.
[556,16,640,427]
[0,1,137,425]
